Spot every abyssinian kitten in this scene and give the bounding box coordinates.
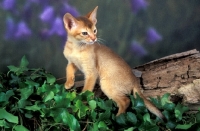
[63,6,165,120]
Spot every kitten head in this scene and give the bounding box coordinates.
[63,6,98,45]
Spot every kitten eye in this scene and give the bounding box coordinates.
[94,29,97,33]
[82,32,88,35]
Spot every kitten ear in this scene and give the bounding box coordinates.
[86,6,98,24]
[63,13,78,30]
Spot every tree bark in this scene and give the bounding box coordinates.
[74,49,200,110]
[134,49,200,110]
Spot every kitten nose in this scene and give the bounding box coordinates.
[91,37,96,41]
[90,35,96,42]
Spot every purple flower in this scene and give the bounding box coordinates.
[39,28,49,40]
[146,27,162,44]
[22,2,32,22]
[60,3,79,17]
[48,17,66,37]
[29,0,48,6]
[130,0,148,14]
[2,0,15,11]
[29,0,41,4]
[39,6,55,23]
[131,41,147,57]
[4,17,15,40]
[29,0,40,4]
[15,21,32,39]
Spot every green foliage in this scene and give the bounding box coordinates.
[0,57,200,130]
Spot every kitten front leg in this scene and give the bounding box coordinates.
[65,63,77,89]
[82,74,98,92]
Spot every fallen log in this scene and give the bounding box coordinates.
[134,49,200,110]
[73,49,200,110]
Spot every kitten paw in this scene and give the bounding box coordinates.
[65,82,74,89]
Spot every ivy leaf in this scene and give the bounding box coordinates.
[66,91,76,101]
[98,121,108,129]
[0,109,18,124]
[20,87,34,99]
[79,90,94,101]
[175,123,193,130]
[146,125,159,131]
[90,110,97,121]
[166,120,177,129]
[51,84,62,94]
[116,114,126,126]
[162,110,172,121]
[126,112,137,125]
[163,102,175,111]
[18,99,31,108]
[175,103,189,121]
[64,112,81,131]
[98,109,111,121]
[131,94,147,113]
[44,91,54,102]
[73,100,89,118]
[7,65,19,73]
[37,82,48,94]
[89,100,97,110]
[20,56,29,68]
[25,113,33,119]
[124,127,136,131]
[150,97,160,108]
[25,104,41,111]
[161,93,171,106]
[91,122,99,131]
[25,80,39,87]
[54,94,70,108]
[160,93,175,111]
[7,56,29,75]
[97,99,113,112]
[143,113,152,123]
[5,90,14,101]
[0,83,3,88]
[45,74,56,85]
[14,125,29,131]
[0,120,10,128]
[139,121,159,131]
[0,93,6,102]
[54,95,63,103]
[196,112,200,123]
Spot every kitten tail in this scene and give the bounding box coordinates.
[133,84,166,122]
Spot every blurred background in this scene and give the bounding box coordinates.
[0,0,200,79]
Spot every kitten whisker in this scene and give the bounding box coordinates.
[79,42,86,47]
[97,37,106,44]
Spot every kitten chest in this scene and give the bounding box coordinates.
[63,46,84,71]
